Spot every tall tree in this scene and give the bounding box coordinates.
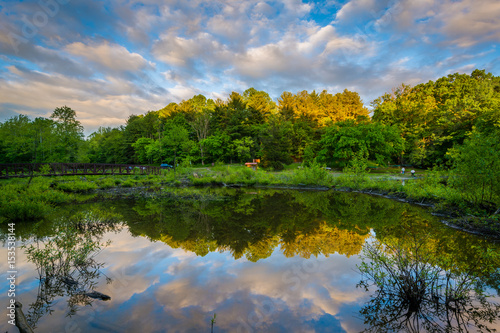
[372,70,500,167]
[50,106,84,162]
[0,115,35,163]
[182,95,215,165]
[448,127,500,209]
[259,117,293,170]
[162,124,190,172]
[318,120,404,167]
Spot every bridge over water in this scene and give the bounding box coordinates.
[0,163,163,179]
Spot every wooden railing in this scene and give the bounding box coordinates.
[0,163,163,179]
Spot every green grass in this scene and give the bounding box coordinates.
[0,174,170,222]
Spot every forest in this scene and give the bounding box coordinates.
[1,69,499,172]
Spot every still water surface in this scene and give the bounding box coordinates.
[1,188,499,332]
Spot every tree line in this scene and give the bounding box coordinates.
[1,69,499,172]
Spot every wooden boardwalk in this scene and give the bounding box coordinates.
[0,163,163,179]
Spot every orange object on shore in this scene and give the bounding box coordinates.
[245,159,260,169]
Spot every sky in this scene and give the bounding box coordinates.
[0,0,499,136]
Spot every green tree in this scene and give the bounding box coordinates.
[259,118,293,170]
[201,134,229,163]
[50,106,84,162]
[0,115,36,163]
[372,70,500,167]
[87,127,128,163]
[448,128,500,210]
[183,95,214,165]
[232,137,254,163]
[132,137,155,164]
[243,88,276,125]
[162,124,190,171]
[318,120,404,167]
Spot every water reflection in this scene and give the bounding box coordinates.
[0,188,499,332]
[358,222,500,332]
[127,189,429,260]
[22,209,121,330]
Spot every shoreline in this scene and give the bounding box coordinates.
[90,181,500,240]
[2,172,498,240]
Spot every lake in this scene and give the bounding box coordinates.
[1,188,499,332]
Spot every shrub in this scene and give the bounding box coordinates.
[121,179,136,187]
[291,160,330,186]
[55,180,98,193]
[448,129,500,210]
[96,177,116,189]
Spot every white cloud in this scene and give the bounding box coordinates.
[1,0,499,133]
[65,41,153,72]
[436,0,500,47]
[169,84,201,100]
[0,67,168,135]
[370,0,500,47]
[207,14,251,43]
[282,0,314,16]
[152,32,225,67]
[335,0,380,22]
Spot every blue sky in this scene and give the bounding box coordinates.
[1,0,499,135]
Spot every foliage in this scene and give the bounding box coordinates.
[259,117,293,170]
[318,120,404,167]
[87,127,129,163]
[1,71,498,172]
[338,150,370,187]
[25,225,108,278]
[50,106,85,163]
[0,181,72,221]
[162,123,191,169]
[54,180,98,193]
[0,111,84,163]
[289,160,331,186]
[132,137,155,164]
[22,208,119,328]
[0,175,173,222]
[372,69,500,167]
[232,137,254,163]
[448,128,500,210]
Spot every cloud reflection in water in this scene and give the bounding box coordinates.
[86,228,368,333]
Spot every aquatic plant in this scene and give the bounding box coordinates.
[357,226,500,332]
[23,208,119,328]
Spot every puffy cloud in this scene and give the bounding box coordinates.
[65,41,153,72]
[436,0,500,47]
[0,0,499,132]
[0,66,167,135]
[152,33,218,67]
[335,0,388,24]
[368,0,500,47]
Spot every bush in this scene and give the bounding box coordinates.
[55,180,98,193]
[96,177,116,189]
[0,181,73,221]
[262,160,284,171]
[1,198,51,221]
[448,129,500,210]
[290,160,330,186]
[121,179,136,187]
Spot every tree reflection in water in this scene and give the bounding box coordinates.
[357,226,500,332]
[23,209,121,329]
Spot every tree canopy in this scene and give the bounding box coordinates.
[1,70,498,173]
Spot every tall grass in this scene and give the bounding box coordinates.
[0,174,168,222]
[0,180,74,221]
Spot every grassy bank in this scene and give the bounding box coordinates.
[1,164,498,237]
